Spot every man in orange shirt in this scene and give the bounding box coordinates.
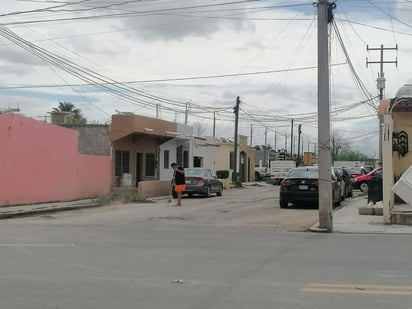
[171,163,185,206]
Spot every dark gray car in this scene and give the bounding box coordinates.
[279,166,341,208]
[172,168,223,198]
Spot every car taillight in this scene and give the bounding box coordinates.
[193,177,204,184]
[281,180,296,186]
[312,181,319,186]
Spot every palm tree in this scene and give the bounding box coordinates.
[52,102,87,124]
[52,101,82,120]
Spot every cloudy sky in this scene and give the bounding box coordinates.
[1,0,412,157]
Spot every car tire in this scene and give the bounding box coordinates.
[216,185,223,196]
[255,172,261,181]
[188,193,193,198]
[279,200,288,208]
[360,182,368,192]
[205,186,211,198]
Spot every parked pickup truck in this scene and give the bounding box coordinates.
[255,166,270,181]
[270,160,296,184]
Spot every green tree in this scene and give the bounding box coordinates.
[52,101,86,124]
[52,101,82,119]
[335,151,375,164]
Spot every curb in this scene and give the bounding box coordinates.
[0,202,101,219]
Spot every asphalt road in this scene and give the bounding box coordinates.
[1,185,411,309]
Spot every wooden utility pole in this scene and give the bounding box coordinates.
[317,0,334,231]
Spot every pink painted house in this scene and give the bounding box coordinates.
[0,113,111,206]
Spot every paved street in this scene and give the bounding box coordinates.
[1,185,412,309]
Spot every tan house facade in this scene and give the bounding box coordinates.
[380,84,412,224]
[110,114,256,197]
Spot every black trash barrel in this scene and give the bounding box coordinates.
[367,174,383,204]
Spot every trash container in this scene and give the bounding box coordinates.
[368,174,383,204]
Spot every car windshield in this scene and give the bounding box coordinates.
[185,169,205,176]
[288,168,318,178]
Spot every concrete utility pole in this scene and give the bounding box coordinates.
[297,124,302,166]
[233,96,240,182]
[250,124,253,147]
[290,118,294,159]
[366,44,398,164]
[264,127,268,165]
[284,133,288,157]
[317,0,334,231]
[184,102,190,125]
[213,112,216,138]
[274,131,277,152]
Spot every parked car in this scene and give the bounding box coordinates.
[353,167,382,192]
[279,166,341,208]
[333,167,353,200]
[342,166,369,179]
[172,168,223,198]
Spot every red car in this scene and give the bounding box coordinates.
[353,167,382,192]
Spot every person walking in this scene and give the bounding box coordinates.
[171,162,185,206]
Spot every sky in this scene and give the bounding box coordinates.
[1,0,412,158]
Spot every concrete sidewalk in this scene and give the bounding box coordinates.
[311,196,412,234]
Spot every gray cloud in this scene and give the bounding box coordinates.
[117,0,255,41]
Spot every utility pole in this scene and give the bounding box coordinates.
[250,124,253,147]
[297,124,302,166]
[156,104,159,119]
[366,44,398,164]
[264,127,268,166]
[290,118,294,160]
[185,102,190,125]
[233,96,240,182]
[317,0,334,231]
[213,112,216,138]
[274,131,277,152]
[284,133,288,159]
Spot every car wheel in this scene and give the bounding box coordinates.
[255,172,260,181]
[360,182,368,192]
[187,193,193,198]
[205,186,211,198]
[279,200,288,208]
[216,185,223,196]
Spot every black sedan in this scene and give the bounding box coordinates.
[279,166,341,208]
[172,168,223,198]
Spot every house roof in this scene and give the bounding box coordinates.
[390,84,412,113]
[110,114,180,142]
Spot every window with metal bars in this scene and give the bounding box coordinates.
[115,150,130,176]
[145,153,156,177]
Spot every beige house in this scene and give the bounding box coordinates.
[110,114,192,197]
[216,135,256,182]
[380,84,412,224]
[110,114,256,197]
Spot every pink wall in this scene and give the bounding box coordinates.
[0,113,111,206]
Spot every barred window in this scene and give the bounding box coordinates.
[145,153,156,177]
[164,150,169,169]
[115,150,130,176]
